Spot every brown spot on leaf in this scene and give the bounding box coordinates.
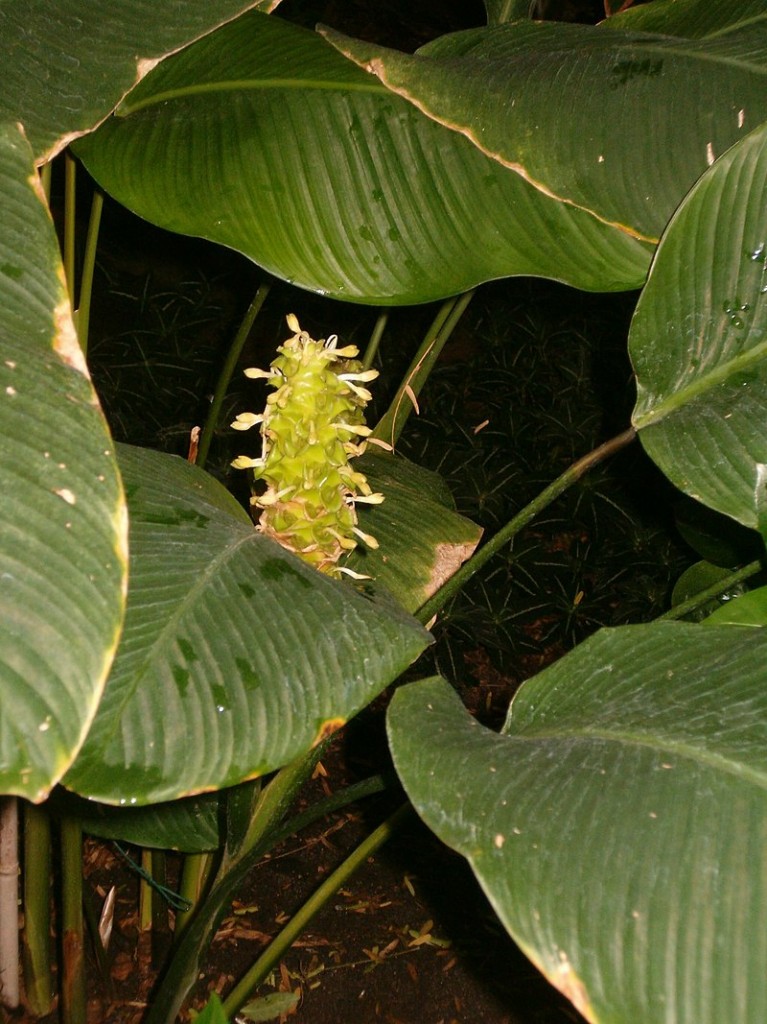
[136,56,163,80]
[53,297,90,379]
[424,537,481,601]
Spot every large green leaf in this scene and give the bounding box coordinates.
[631,123,767,530]
[74,13,650,305]
[605,0,767,38]
[62,449,477,836]
[0,124,126,801]
[346,450,482,613]
[328,15,767,242]
[388,623,767,1023]
[0,0,274,162]
[63,444,429,805]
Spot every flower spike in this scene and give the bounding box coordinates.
[231,315,383,576]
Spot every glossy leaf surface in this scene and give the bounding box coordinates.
[329,15,767,241]
[704,585,767,627]
[388,623,767,1023]
[0,0,273,161]
[74,13,650,305]
[51,787,221,852]
[0,125,126,801]
[63,445,429,805]
[631,123,767,529]
[670,560,748,621]
[605,0,766,38]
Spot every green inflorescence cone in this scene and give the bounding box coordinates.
[231,314,384,577]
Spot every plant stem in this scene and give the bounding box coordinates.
[150,850,172,966]
[63,152,77,306]
[657,558,763,621]
[416,426,637,626]
[361,311,388,370]
[373,290,475,449]
[21,802,53,1016]
[75,189,103,356]
[268,772,395,850]
[60,817,86,1024]
[196,280,271,471]
[222,802,413,1018]
[39,162,52,202]
[144,740,328,1024]
[174,852,214,940]
[0,797,19,1009]
[139,848,153,932]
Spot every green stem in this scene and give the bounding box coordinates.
[139,848,153,932]
[196,280,271,471]
[657,558,763,621]
[268,772,394,850]
[222,803,413,1018]
[75,190,103,356]
[174,852,214,940]
[21,803,53,1016]
[373,290,476,448]
[60,817,86,1024]
[63,153,77,307]
[0,797,19,1009]
[39,162,52,203]
[416,426,638,626]
[361,311,388,371]
[150,850,171,967]
[144,741,327,1024]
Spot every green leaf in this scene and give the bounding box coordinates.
[0,0,273,161]
[0,124,126,801]
[604,0,767,38]
[49,787,222,852]
[190,993,229,1024]
[673,497,763,567]
[388,623,767,1024]
[74,13,650,304]
[347,451,483,613]
[63,444,430,805]
[703,584,767,626]
[631,123,767,530]
[670,560,748,621]
[239,992,300,1023]
[328,16,767,241]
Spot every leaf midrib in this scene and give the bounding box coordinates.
[633,332,767,428]
[118,77,388,116]
[80,524,258,761]
[509,723,767,790]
